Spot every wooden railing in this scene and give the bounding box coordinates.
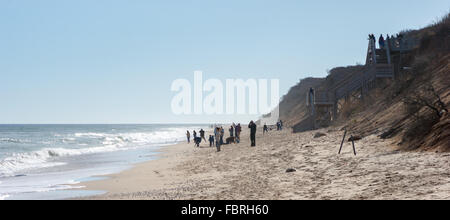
[331,62,394,99]
[388,37,419,52]
[309,36,405,106]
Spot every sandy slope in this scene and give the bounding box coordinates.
[76,127,450,200]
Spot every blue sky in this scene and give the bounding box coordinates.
[0,0,448,124]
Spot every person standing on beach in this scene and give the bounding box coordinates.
[209,135,214,147]
[263,124,268,135]
[186,130,191,143]
[200,129,206,142]
[215,127,221,152]
[219,127,225,145]
[235,123,241,143]
[248,121,257,147]
[229,126,234,137]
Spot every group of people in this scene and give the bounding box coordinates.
[262,120,283,135]
[186,129,207,147]
[369,34,386,49]
[186,120,261,152]
[369,33,404,50]
[187,123,243,152]
[276,120,283,131]
[186,119,285,151]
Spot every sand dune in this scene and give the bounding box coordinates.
[77,128,450,200]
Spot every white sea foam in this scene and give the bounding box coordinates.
[0,194,9,200]
[74,132,107,137]
[0,126,196,177]
[0,152,67,177]
[74,127,189,145]
[0,144,132,177]
[0,138,22,143]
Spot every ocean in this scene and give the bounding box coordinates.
[0,124,205,200]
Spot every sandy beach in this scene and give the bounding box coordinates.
[75,127,450,200]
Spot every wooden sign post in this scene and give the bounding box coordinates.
[338,130,357,156]
[350,135,357,156]
[338,130,347,154]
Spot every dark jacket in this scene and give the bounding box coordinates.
[248,122,257,134]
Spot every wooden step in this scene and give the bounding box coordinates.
[375,65,394,78]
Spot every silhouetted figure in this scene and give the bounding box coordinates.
[214,127,221,152]
[186,130,190,143]
[370,34,376,42]
[220,127,224,145]
[209,135,214,147]
[200,129,206,142]
[235,124,241,143]
[248,121,257,147]
[379,34,385,49]
[309,87,315,106]
[263,124,268,135]
[229,126,234,137]
[194,137,201,147]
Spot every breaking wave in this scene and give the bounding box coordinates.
[0,126,195,177]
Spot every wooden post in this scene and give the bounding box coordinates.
[386,36,392,65]
[338,130,347,154]
[351,136,357,156]
[372,39,377,65]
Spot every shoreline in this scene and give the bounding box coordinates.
[0,124,212,200]
[71,140,194,199]
[74,127,450,200]
[72,127,217,199]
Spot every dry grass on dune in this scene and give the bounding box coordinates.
[279,12,450,152]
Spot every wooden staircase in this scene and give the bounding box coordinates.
[375,49,389,64]
[293,34,418,132]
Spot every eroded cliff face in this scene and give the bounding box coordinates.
[278,13,449,151]
[341,15,449,151]
[278,77,324,127]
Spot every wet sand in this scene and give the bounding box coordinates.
[75,127,450,200]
